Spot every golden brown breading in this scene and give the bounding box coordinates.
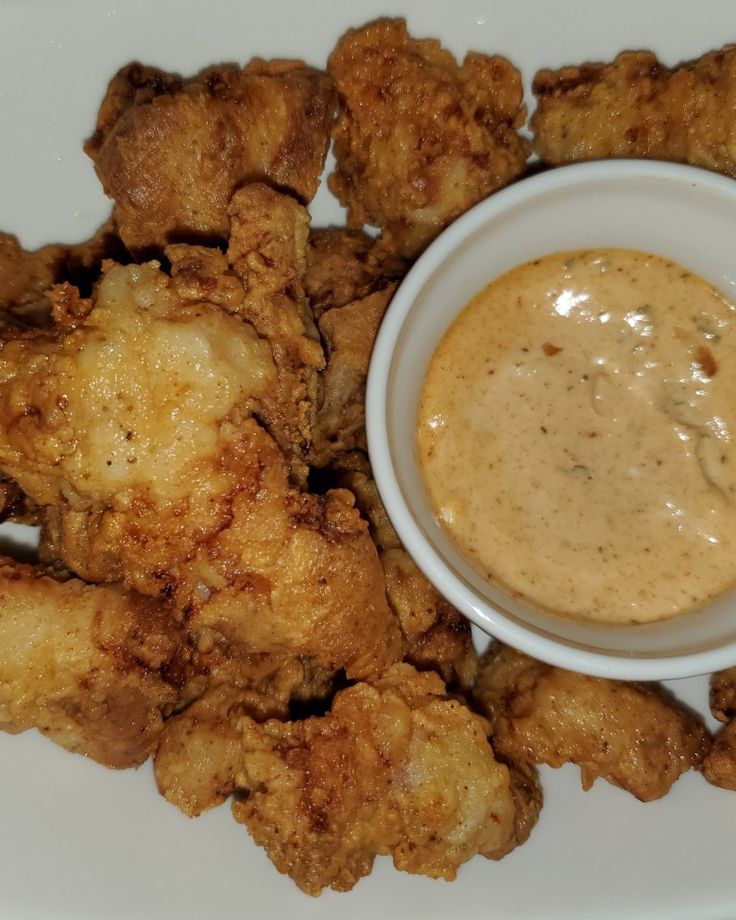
[167,185,325,481]
[702,719,736,791]
[0,221,126,323]
[156,663,521,894]
[703,667,736,791]
[0,557,186,768]
[155,683,286,817]
[85,60,336,253]
[311,286,395,466]
[532,45,736,175]
[339,468,477,687]
[0,249,401,679]
[305,228,406,319]
[305,228,405,467]
[328,18,529,258]
[176,627,337,717]
[710,666,736,722]
[501,762,543,858]
[474,645,710,802]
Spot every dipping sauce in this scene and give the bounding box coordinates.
[418,249,736,624]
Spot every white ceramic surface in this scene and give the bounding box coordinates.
[367,160,736,680]
[1,2,736,918]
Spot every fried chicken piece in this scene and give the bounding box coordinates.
[339,467,477,688]
[181,625,337,718]
[85,60,336,253]
[501,761,543,858]
[311,285,395,466]
[225,185,324,473]
[702,719,736,791]
[0,221,126,323]
[328,18,529,258]
[156,663,522,894]
[305,228,406,319]
[0,557,186,768]
[532,46,736,176]
[702,667,736,791]
[0,252,401,679]
[304,229,405,467]
[155,683,288,817]
[474,645,710,802]
[710,666,736,722]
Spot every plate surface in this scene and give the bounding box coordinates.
[1,1,735,918]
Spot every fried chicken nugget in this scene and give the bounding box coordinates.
[338,467,477,688]
[305,228,406,319]
[474,645,710,801]
[702,667,736,790]
[702,720,736,791]
[709,666,736,722]
[532,46,736,176]
[328,18,529,258]
[156,663,523,894]
[0,240,401,679]
[0,557,186,768]
[85,60,336,253]
[305,229,405,467]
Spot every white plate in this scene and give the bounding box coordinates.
[1,1,735,917]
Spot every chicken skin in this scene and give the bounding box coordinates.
[532,45,736,176]
[474,645,710,802]
[85,60,336,253]
[0,557,185,768]
[328,18,529,258]
[0,209,402,680]
[156,663,524,894]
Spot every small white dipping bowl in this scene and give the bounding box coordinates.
[366,159,736,680]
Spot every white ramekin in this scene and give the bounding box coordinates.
[366,160,736,680]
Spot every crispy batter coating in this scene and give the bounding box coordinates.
[85,61,336,253]
[168,185,325,480]
[501,761,543,858]
[710,666,736,722]
[703,667,736,791]
[474,645,710,802]
[532,46,736,175]
[311,286,395,466]
[0,557,185,768]
[305,228,406,319]
[702,719,736,791]
[156,663,521,894]
[0,242,401,679]
[0,221,126,324]
[305,228,405,467]
[328,18,529,257]
[339,467,477,687]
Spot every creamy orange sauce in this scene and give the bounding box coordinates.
[418,249,736,624]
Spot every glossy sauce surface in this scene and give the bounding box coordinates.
[418,249,736,624]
